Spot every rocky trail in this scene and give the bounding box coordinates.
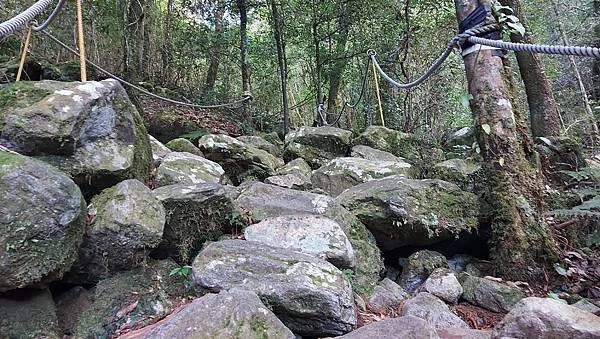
[1,80,599,338]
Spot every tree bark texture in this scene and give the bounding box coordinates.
[592,0,600,102]
[237,0,252,122]
[326,1,352,124]
[205,0,226,93]
[269,0,290,135]
[162,0,175,85]
[312,0,324,126]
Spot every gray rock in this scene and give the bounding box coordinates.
[353,126,419,160]
[401,292,469,330]
[1,80,152,196]
[156,151,224,187]
[198,134,280,184]
[448,254,492,277]
[444,127,474,150]
[492,297,600,339]
[399,250,449,294]
[337,175,479,251]
[66,179,165,284]
[0,289,61,339]
[276,158,313,177]
[284,127,353,169]
[424,268,463,304]
[235,182,383,294]
[153,183,238,261]
[459,273,523,313]
[149,135,172,165]
[437,328,491,339]
[350,145,405,162]
[0,151,86,292]
[238,135,283,157]
[265,173,312,191]
[144,289,294,339]
[312,157,413,196]
[334,315,440,339]
[244,215,355,269]
[573,299,600,314]
[431,158,482,192]
[368,278,410,312]
[165,138,204,156]
[192,240,356,337]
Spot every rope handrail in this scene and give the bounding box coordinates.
[32,0,66,32]
[0,0,53,38]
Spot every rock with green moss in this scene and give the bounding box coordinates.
[198,134,280,184]
[444,127,475,151]
[367,278,410,312]
[235,182,383,295]
[350,145,405,162]
[73,259,185,338]
[143,288,295,339]
[165,138,204,156]
[398,250,449,294]
[458,273,524,313]
[238,135,283,157]
[265,173,312,190]
[400,292,469,330]
[244,215,355,269]
[153,183,238,261]
[156,152,224,187]
[0,151,86,292]
[0,80,152,197]
[0,289,61,339]
[149,135,172,165]
[336,175,479,251]
[352,126,420,160]
[66,179,165,284]
[192,240,356,337]
[312,157,414,196]
[276,158,313,177]
[284,127,353,169]
[423,268,463,304]
[431,158,482,192]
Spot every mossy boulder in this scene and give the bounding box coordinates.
[235,182,384,294]
[66,179,165,284]
[276,158,312,177]
[284,127,353,169]
[0,151,86,292]
[238,135,282,157]
[350,145,405,162]
[156,152,224,187]
[430,158,483,192]
[0,289,61,339]
[400,292,469,330]
[443,127,475,151]
[336,175,479,251]
[458,273,524,313]
[265,173,312,191]
[398,250,449,294]
[367,278,410,313]
[312,157,414,196]
[1,80,152,197]
[149,135,171,165]
[73,259,186,338]
[192,240,356,337]
[153,183,238,261]
[198,134,280,185]
[165,138,204,156]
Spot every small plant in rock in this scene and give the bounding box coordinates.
[170,265,196,297]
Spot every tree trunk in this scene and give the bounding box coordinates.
[236,0,251,123]
[205,0,226,94]
[454,0,558,280]
[499,0,561,138]
[162,0,175,85]
[326,1,352,124]
[312,0,324,126]
[592,0,600,102]
[269,0,290,135]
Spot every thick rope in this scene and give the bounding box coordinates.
[469,36,600,58]
[32,0,66,32]
[0,0,53,38]
[41,30,251,109]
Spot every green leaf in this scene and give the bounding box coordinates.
[507,22,526,37]
[481,124,492,135]
[547,292,560,300]
[169,267,181,277]
[459,92,473,108]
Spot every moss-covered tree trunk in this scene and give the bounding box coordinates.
[593,0,600,103]
[454,0,558,280]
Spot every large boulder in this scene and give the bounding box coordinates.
[149,135,171,166]
[430,158,482,192]
[312,157,414,196]
[423,268,463,304]
[153,183,238,261]
[458,273,523,313]
[142,288,294,339]
[335,315,440,339]
[276,157,313,177]
[398,250,449,294]
[0,151,86,292]
[165,138,204,156]
[492,297,600,338]
[198,134,280,184]
[266,157,313,190]
[0,289,61,339]
[350,144,405,162]
[192,240,356,337]
[66,179,165,284]
[238,135,283,157]
[0,80,153,196]
[155,152,224,187]
[244,215,355,269]
[235,182,383,294]
[337,175,479,251]
[400,292,469,330]
[284,126,352,168]
[367,278,410,312]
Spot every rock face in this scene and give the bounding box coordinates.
[368,278,410,312]
[165,138,204,156]
[353,126,419,160]
[0,80,153,196]
[149,135,171,165]
[0,151,86,292]
[0,289,61,339]
[312,157,413,196]
[423,268,463,304]
[337,175,479,251]
[401,292,469,330]
[492,297,600,339]
[67,179,165,284]
[284,127,353,168]
[437,328,491,339]
[235,182,383,294]
[276,157,313,177]
[444,127,474,151]
[155,152,224,187]
[153,183,237,261]
[431,158,482,192]
[244,215,355,269]
[335,315,440,339]
[350,145,404,162]
[398,250,449,294]
[198,134,280,184]
[535,136,588,183]
[192,240,356,337]
[144,289,294,339]
[238,135,283,157]
[265,173,312,190]
[459,273,523,313]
